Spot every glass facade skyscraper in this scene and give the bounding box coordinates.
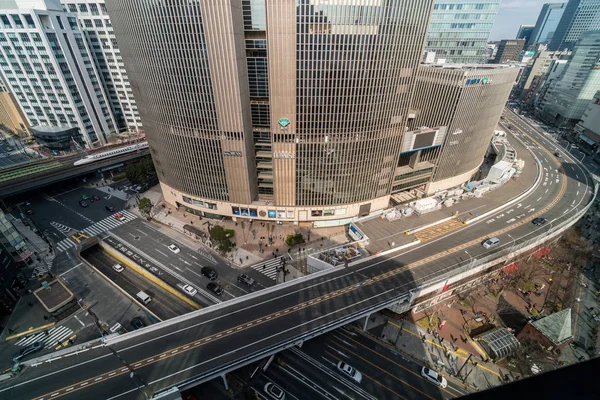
[548,0,600,51]
[540,31,600,125]
[528,3,566,46]
[425,0,500,64]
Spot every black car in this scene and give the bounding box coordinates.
[13,341,43,363]
[201,266,218,280]
[25,209,34,215]
[79,200,89,208]
[554,151,561,158]
[532,217,548,226]
[207,282,224,296]
[131,317,145,330]
[105,205,115,212]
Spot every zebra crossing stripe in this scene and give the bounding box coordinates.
[15,326,73,349]
[250,256,289,280]
[56,238,76,252]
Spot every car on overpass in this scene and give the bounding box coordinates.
[207,282,224,296]
[336,361,362,383]
[182,284,197,297]
[482,237,500,249]
[532,217,548,226]
[421,367,447,388]
[264,382,285,399]
[238,274,255,286]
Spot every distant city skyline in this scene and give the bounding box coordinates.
[489,0,553,41]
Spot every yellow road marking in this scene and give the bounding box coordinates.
[33,133,572,399]
[324,350,409,400]
[333,332,453,398]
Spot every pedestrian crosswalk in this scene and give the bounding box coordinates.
[15,325,74,349]
[82,210,137,236]
[50,222,73,235]
[249,255,291,280]
[54,210,137,252]
[31,265,51,278]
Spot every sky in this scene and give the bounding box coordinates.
[488,0,550,41]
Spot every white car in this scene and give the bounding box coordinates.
[168,244,180,254]
[264,382,285,400]
[182,284,197,297]
[336,361,362,384]
[482,237,500,249]
[421,367,447,388]
[112,264,124,273]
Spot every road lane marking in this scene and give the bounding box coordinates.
[29,140,576,400]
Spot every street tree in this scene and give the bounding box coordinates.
[138,197,153,216]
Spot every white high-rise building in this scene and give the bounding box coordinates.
[60,0,141,134]
[0,0,116,147]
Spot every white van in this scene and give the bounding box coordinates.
[136,291,151,305]
[482,237,500,249]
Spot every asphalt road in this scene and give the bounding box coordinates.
[81,246,196,322]
[107,220,269,304]
[12,183,128,242]
[0,113,594,400]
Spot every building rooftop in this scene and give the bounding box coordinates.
[531,308,573,345]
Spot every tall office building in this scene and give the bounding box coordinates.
[0,0,116,147]
[60,0,142,134]
[107,0,436,223]
[540,31,600,126]
[516,25,535,43]
[528,3,566,46]
[516,48,571,104]
[408,64,518,192]
[0,208,29,316]
[492,39,526,63]
[0,85,29,135]
[548,0,600,51]
[425,0,501,64]
[574,90,600,151]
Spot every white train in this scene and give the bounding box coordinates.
[73,142,149,166]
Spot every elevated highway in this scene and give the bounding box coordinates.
[0,112,595,400]
[0,147,150,197]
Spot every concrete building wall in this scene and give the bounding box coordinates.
[108,0,435,223]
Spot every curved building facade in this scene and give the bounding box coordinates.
[107,0,434,223]
[408,64,519,194]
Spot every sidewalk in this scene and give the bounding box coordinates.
[8,215,55,276]
[364,314,514,391]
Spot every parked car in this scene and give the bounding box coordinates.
[79,200,89,208]
[532,217,548,226]
[168,244,180,254]
[130,317,145,330]
[238,274,255,286]
[482,237,500,249]
[264,382,285,400]
[80,194,90,200]
[207,282,224,296]
[336,361,362,383]
[182,284,197,297]
[92,195,100,201]
[13,342,43,363]
[105,205,116,212]
[421,367,447,388]
[25,209,34,215]
[201,266,218,280]
[112,264,124,273]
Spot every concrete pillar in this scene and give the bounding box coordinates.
[221,373,228,391]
